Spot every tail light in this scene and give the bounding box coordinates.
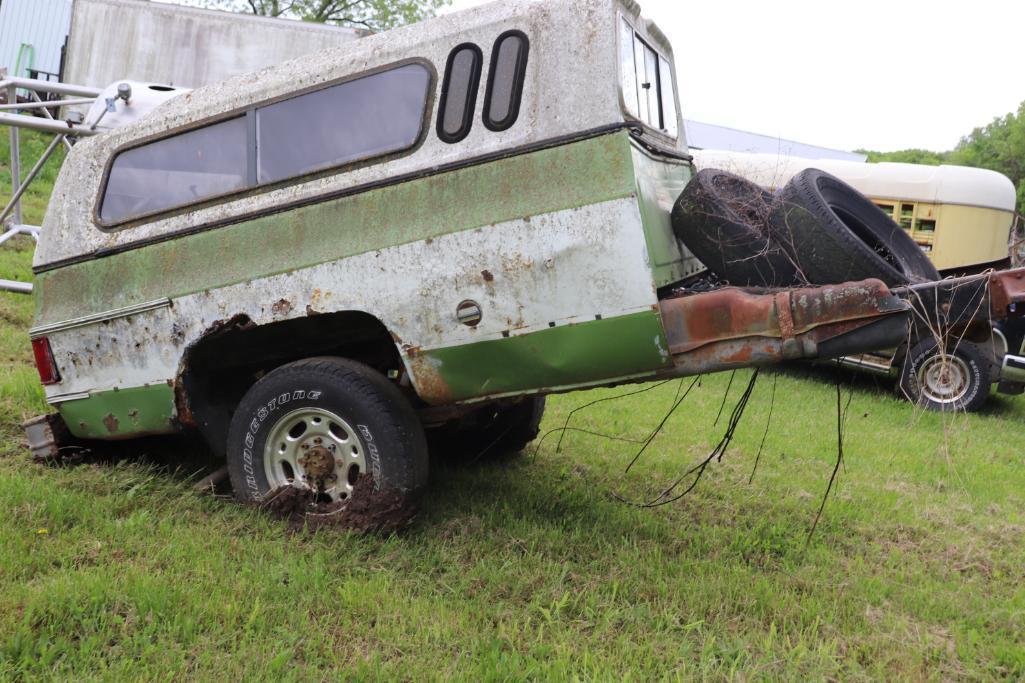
[31,337,61,385]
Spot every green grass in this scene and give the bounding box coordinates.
[2,132,1025,679]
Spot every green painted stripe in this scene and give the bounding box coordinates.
[35,132,639,325]
[417,310,671,402]
[58,383,177,439]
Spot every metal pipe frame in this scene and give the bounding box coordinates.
[0,111,97,136]
[0,77,102,98]
[0,134,63,225]
[0,98,96,111]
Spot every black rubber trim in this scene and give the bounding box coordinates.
[34,122,677,274]
[436,43,483,144]
[482,30,529,133]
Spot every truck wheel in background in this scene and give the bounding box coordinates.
[671,169,800,286]
[769,169,940,287]
[428,397,546,463]
[898,339,991,412]
[226,357,428,504]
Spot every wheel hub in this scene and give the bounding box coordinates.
[263,407,367,502]
[918,353,970,404]
[298,445,335,481]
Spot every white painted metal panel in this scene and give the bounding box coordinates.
[0,0,72,78]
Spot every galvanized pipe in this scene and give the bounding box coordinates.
[0,111,98,136]
[29,91,74,151]
[0,98,96,111]
[0,134,63,225]
[0,278,32,294]
[7,85,20,225]
[0,77,102,98]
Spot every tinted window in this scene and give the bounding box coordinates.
[101,117,248,223]
[257,63,431,184]
[484,31,529,131]
[438,44,483,143]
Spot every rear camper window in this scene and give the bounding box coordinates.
[483,31,529,131]
[100,117,248,223]
[619,18,678,138]
[100,63,433,225]
[257,63,432,183]
[438,44,483,143]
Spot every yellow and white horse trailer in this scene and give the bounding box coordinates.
[692,150,1018,273]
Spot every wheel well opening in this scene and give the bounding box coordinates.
[178,311,404,454]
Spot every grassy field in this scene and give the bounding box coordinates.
[2,128,1025,679]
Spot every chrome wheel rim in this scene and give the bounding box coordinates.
[263,407,367,502]
[917,353,970,405]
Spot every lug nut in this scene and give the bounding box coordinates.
[302,444,310,450]
[314,437,322,445]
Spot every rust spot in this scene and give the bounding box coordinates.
[102,413,119,433]
[271,299,293,316]
[481,269,494,282]
[406,355,452,404]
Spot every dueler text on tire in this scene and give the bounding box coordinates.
[226,357,428,503]
[898,339,991,412]
[768,169,939,286]
[671,169,800,286]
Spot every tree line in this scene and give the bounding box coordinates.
[857,101,1025,215]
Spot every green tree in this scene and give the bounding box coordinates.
[854,148,949,166]
[948,102,1025,216]
[192,0,450,32]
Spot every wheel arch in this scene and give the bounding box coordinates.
[175,309,410,454]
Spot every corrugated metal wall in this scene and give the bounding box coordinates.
[0,0,73,79]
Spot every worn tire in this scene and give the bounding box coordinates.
[672,169,800,286]
[898,339,991,412]
[428,397,545,462]
[226,357,428,503]
[768,169,939,286]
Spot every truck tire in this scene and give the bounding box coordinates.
[672,169,800,286]
[898,339,991,412]
[428,396,545,462]
[768,169,939,286]
[226,357,428,504]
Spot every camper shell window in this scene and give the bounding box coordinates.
[99,62,433,226]
[619,17,678,138]
[483,31,529,132]
[438,44,483,143]
[100,117,249,224]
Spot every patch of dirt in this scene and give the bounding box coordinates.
[260,475,417,534]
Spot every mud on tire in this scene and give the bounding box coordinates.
[226,356,428,504]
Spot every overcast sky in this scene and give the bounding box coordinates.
[444,0,1024,153]
[158,0,1023,153]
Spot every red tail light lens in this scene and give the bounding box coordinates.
[31,337,61,385]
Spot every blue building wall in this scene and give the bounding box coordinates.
[0,0,73,79]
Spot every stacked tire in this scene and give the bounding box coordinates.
[670,168,996,412]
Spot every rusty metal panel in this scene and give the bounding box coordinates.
[660,279,907,356]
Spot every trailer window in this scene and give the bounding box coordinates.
[438,44,483,143]
[257,63,432,184]
[483,31,529,132]
[101,117,248,223]
[619,18,678,138]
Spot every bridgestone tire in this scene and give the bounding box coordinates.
[671,169,800,286]
[226,357,428,503]
[429,397,546,463]
[898,339,991,413]
[769,169,939,286]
